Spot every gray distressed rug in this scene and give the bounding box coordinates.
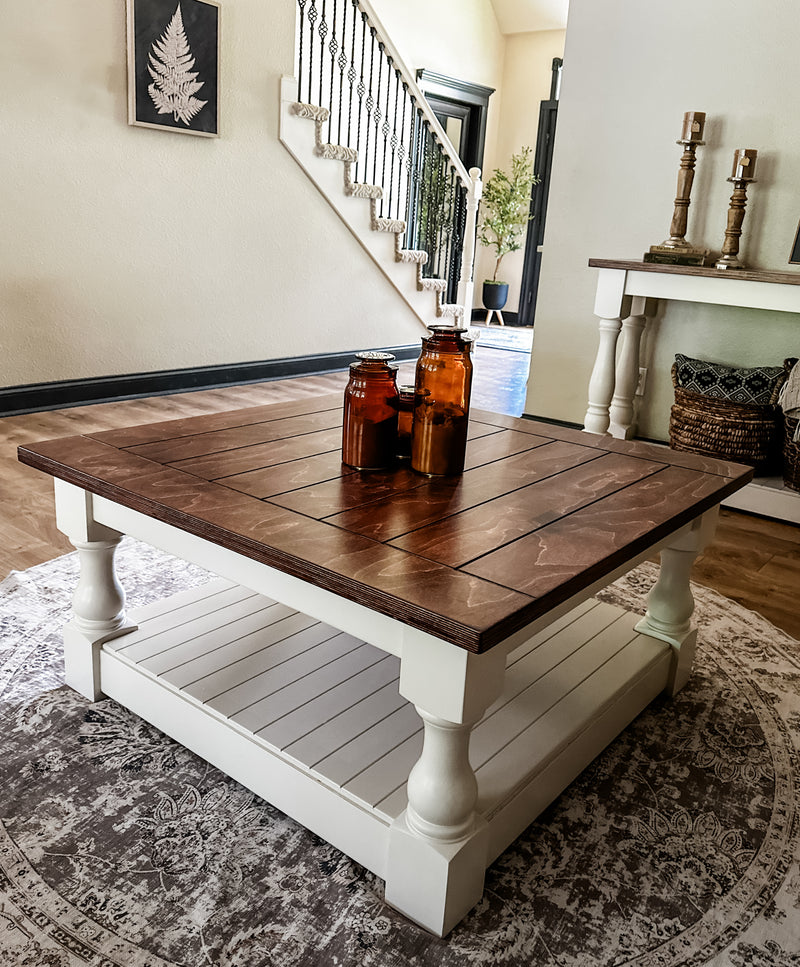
[0,540,798,967]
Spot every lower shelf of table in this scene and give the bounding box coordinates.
[100,579,672,879]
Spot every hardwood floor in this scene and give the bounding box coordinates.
[2,347,798,640]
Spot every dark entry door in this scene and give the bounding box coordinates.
[518,58,562,329]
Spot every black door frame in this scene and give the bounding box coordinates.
[518,58,562,329]
[415,69,495,174]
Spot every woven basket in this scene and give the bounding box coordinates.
[784,416,800,492]
[669,365,783,473]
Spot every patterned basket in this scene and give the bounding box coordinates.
[669,361,786,474]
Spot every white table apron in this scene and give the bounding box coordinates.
[53,478,718,937]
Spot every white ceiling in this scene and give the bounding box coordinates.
[490,0,569,34]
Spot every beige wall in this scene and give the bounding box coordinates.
[526,0,800,439]
[473,29,565,310]
[1,0,515,390]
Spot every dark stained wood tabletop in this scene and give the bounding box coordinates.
[18,395,754,653]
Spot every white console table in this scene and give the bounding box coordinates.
[583,259,800,524]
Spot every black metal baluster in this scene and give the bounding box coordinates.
[364,27,375,187]
[379,55,392,219]
[395,81,408,225]
[437,150,448,292]
[297,0,307,102]
[411,111,422,257]
[307,0,318,105]
[421,122,433,274]
[371,42,383,192]
[346,0,358,146]
[386,68,400,220]
[445,163,457,301]
[328,0,338,144]
[355,10,367,182]
[403,95,418,251]
[317,0,328,122]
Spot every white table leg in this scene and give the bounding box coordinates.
[635,508,718,696]
[584,316,623,434]
[385,632,506,936]
[54,481,137,701]
[583,269,630,435]
[608,296,653,439]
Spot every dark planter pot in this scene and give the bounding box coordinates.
[482,281,509,311]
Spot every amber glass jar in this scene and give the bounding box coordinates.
[342,352,399,469]
[396,385,415,460]
[411,326,473,476]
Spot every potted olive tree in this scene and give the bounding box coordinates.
[477,147,538,318]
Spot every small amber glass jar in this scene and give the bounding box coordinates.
[342,352,399,469]
[411,326,474,476]
[396,385,415,460]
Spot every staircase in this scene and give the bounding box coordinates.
[279,0,482,330]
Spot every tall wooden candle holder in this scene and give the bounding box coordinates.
[715,149,758,270]
[645,111,709,266]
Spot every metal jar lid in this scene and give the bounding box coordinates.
[354,351,396,362]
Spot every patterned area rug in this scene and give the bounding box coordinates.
[0,540,798,967]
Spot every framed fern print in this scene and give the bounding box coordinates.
[127,0,220,137]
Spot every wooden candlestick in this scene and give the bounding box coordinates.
[663,140,701,250]
[715,178,755,270]
[645,112,708,266]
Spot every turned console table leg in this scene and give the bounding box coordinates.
[608,297,654,439]
[385,631,506,936]
[55,481,137,701]
[584,316,622,434]
[635,508,718,696]
[584,268,630,435]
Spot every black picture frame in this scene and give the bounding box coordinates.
[789,220,800,264]
[127,0,220,137]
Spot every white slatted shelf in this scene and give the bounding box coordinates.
[101,580,671,870]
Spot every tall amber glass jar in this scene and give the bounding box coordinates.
[411,326,473,476]
[342,352,399,469]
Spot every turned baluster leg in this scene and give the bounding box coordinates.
[406,709,479,842]
[635,508,718,696]
[608,297,654,439]
[385,632,506,937]
[584,316,621,435]
[584,269,630,435]
[55,481,137,701]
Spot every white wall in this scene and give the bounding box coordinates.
[473,29,565,310]
[527,0,800,439]
[1,0,508,390]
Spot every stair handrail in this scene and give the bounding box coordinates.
[294,0,482,315]
[348,0,470,187]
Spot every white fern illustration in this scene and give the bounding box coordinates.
[147,3,208,125]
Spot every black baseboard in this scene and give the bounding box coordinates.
[1,345,420,417]
[521,413,582,430]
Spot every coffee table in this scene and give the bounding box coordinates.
[18,395,752,936]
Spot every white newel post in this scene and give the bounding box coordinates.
[635,508,718,696]
[385,629,506,937]
[55,480,137,701]
[458,167,483,321]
